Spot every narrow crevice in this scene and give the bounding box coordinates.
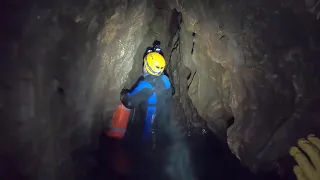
[168,8,182,48]
[166,10,208,133]
[187,70,196,89]
[227,116,235,128]
[191,32,196,54]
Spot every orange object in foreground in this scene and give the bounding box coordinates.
[107,102,131,139]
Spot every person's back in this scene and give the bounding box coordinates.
[121,74,173,141]
[119,49,174,179]
[120,48,174,142]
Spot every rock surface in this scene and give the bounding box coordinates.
[168,0,320,172]
[2,0,152,179]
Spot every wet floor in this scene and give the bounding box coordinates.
[85,129,289,180]
[187,131,284,180]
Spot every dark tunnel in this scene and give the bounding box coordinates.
[1,0,320,180]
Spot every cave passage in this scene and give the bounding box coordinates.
[2,0,320,180]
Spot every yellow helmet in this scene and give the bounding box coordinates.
[144,52,166,76]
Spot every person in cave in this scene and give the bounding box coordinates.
[120,43,174,148]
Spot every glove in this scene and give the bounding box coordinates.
[120,88,129,96]
[290,134,320,180]
[120,88,128,105]
[120,88,134,109]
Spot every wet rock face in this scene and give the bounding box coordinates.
[2,0,152,179]
[169,0,320,172]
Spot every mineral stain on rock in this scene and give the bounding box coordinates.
[1,0,320,179]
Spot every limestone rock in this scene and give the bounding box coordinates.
[1,0,152,179]
[171,0,320,172]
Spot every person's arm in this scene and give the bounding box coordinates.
[120,81,154,109]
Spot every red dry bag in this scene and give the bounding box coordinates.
[106,102,131,139]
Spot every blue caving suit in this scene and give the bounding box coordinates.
[121,73,174,143]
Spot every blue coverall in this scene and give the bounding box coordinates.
[121,74,173,142]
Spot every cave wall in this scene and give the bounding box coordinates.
[124,1,172,89]
[168,0,320,172]
[166,14,208,132]
[1,0,153,179]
